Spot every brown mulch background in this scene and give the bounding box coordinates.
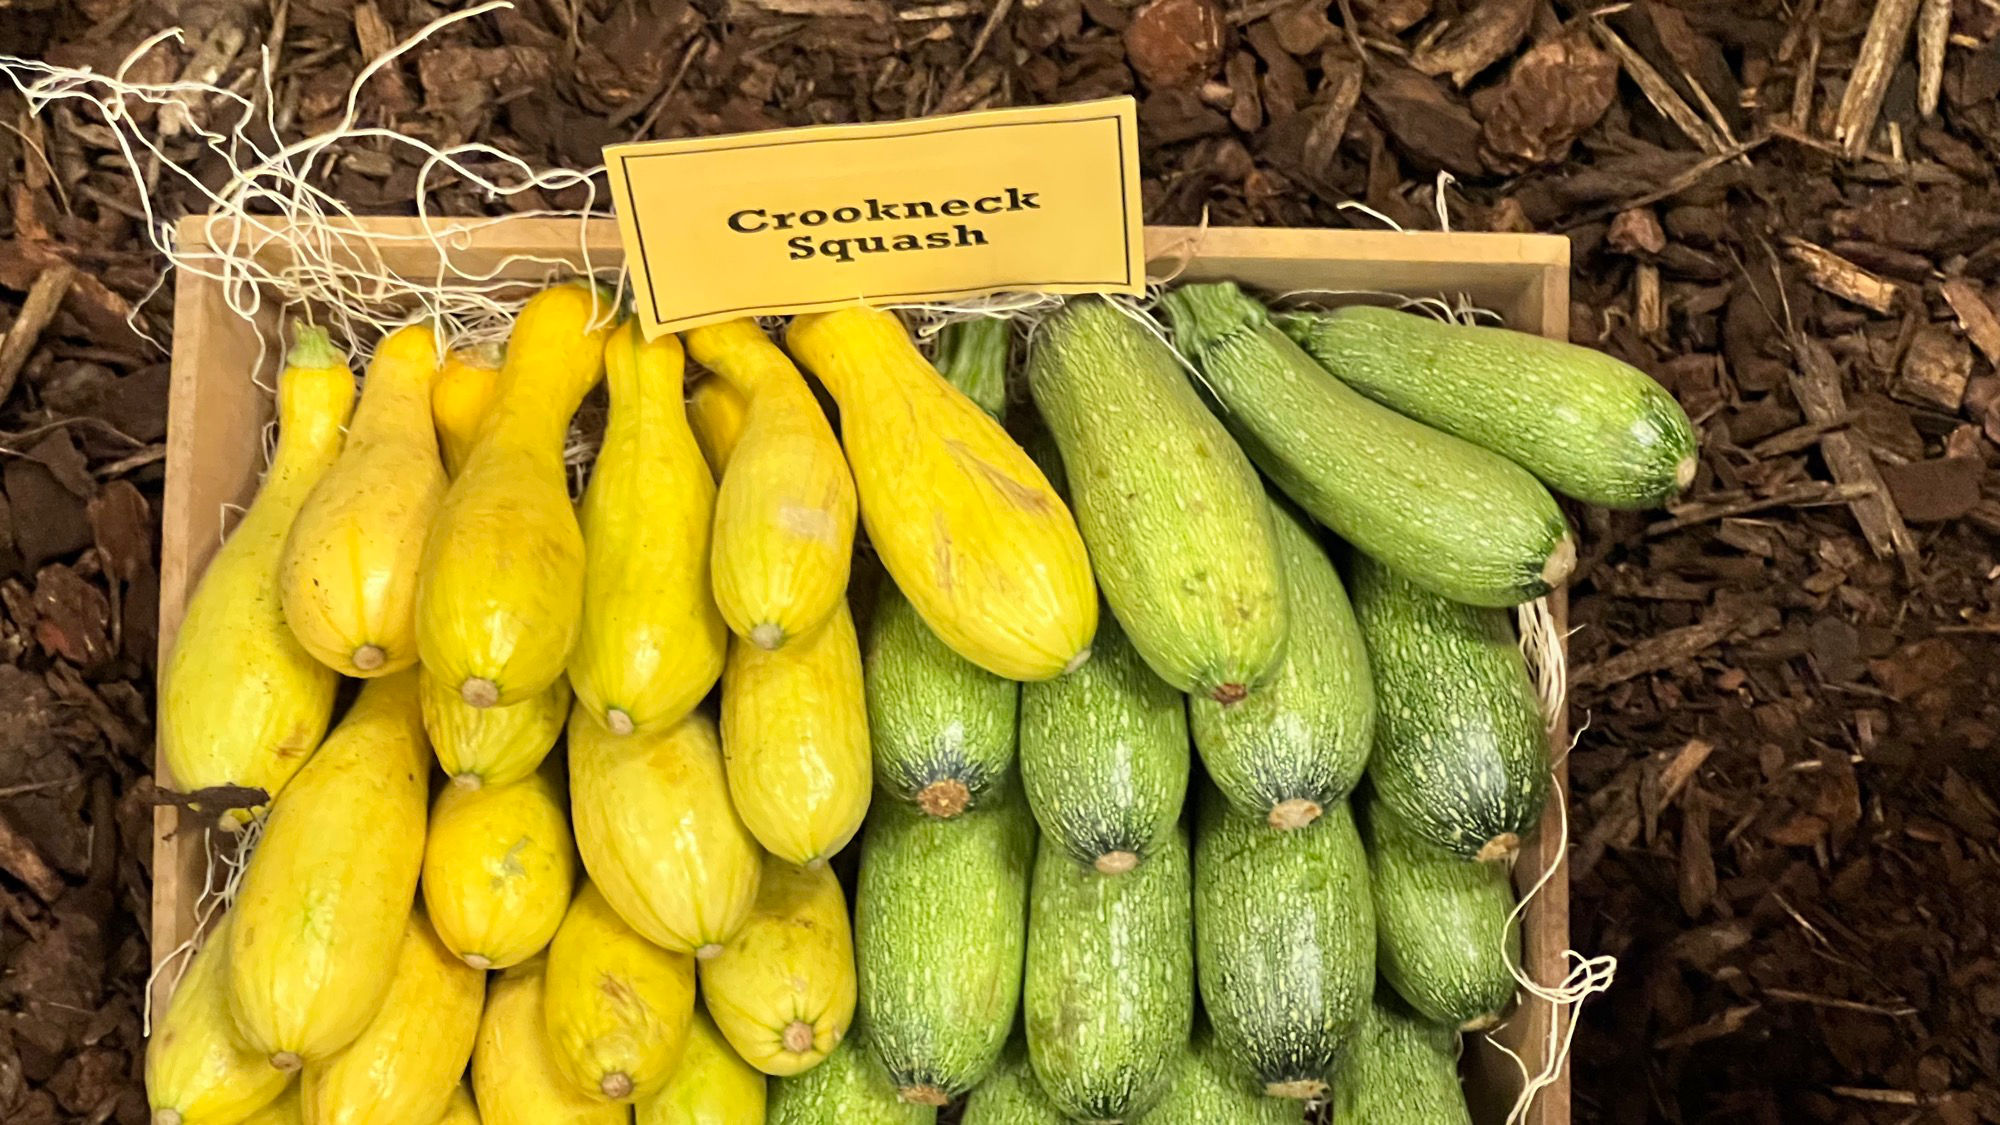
[4,0,2000,1121]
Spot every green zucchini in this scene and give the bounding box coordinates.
[935,316,1011,420]
[1028,296,1288,702]
[1351,553,1549,862]
[1282,305,1698,509]
[1023,824,1192,1121]
[856,767,1036,1105]
[1192,787,1373,1100]
[1364,793,1519,1029]
[866,582,1020,817]
[1134,1019,1305,1125]
[1189,498,1374,829]
[1329,991,1473,1125]
[962,1033,1066,1125]
[1160,281,1573,608]
[1019,611,1188,873]
[769,1023,936,1125]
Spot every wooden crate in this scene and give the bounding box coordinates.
[156,217,1574,1124]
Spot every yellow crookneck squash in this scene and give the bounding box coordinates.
[785,307,1096,681]
[472,958,627,1125]
[432,1085,480,1125]
[419,663,570,789]
[432,342,504,478]
[682,318,857,652]
[543,880,698,1102]
[158,325,352,822]
[569,322,727,737]
[568,705,762,959]
[685,375,748,477]
[421,759,577,970]
[720,603,869,866]
[227,669,430,1070]
[281,321,447,677]
[237,1082,302,1125]
[146,914,293,1125]
[417,281,617,709]
[635,1005,767,1125]
[301,911,485,1125]
[698,854,856,1077]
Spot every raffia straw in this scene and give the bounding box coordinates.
[142,814,265,1031]
[0,2,620,377]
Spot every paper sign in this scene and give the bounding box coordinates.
[603,98,1145,336]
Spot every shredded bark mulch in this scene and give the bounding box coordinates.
[4,1,1999,1121]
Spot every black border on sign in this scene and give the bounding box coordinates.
[612,112,1137,326]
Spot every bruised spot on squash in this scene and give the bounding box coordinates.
[777,503,838,544]
[941,438,1052,513]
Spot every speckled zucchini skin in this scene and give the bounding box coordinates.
[1192,787,1373,1100]
[1024,826,1192,1122]
[1133,1020,1306,1125]
[1350,554,1549,862]
[1019,612,1188,872]
[1028,296,1289,702]
[1282,305,1698,510]
[1161,282,1573,608]
[1363,794,1520,1028]
[768,1023,935,1125]
[856,769,1036,1104]
[1330,992,1474,1125]
[962,1035,1067,1125]
[1190,498,1374,828]
[865,581,1020,818]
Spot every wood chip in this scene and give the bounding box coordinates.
[1896,324,1972,411]
[1791,336,1920,570]
[1940,278,2000,367]
[1636,263,1664,338]
[353,0,396,61]
[1654,1003,1758,1049]
[1409,0,1532,87]
[1573,612,1742,690]
[1833,0,1922,158]
[1918,0,1951,118]
[0,808,64,903]
[1784,237,1900,315]
[1647,480,1880,535]
[1591,20,1728,155]
[0,261,76,409]
[1658,738,1718,808]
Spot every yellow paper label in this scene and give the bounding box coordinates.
[603,98,1144,336]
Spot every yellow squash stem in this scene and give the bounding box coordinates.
[785,306,1096,681]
